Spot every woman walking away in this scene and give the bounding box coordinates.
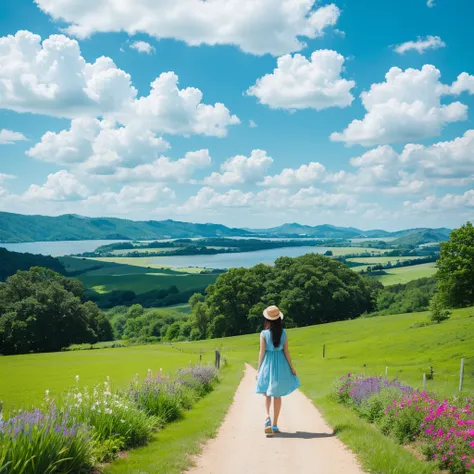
[256,305,300,435]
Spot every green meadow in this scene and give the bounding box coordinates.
[369,262,437,285]
[1,306,473,473]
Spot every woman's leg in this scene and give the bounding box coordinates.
[265,395,272,419]
[273,397,282,426]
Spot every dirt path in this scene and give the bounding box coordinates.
[187,364,364,474]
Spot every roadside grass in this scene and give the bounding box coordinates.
[368,262,437,285]
[2,306,473,473]
[104,363,243,474]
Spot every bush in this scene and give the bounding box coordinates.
[429,293,451,323]
[63,377,159,456]
[0,405,95,474]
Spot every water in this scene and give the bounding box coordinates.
[141,246,329,269]
[0,240,127,257]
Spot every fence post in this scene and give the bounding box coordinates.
[459,358,465,392]
[323,344,326,359]
[215,350,220,370]
[199,353,202,365]
[385,366,388,378]
[423,373,427,390]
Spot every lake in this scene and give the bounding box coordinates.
[0,240,127,257]
[140,246,329,269]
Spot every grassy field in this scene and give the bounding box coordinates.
[369,262,437,285]
[325,247,388,256]
[347,256,424,265]
[2,307,473,473]
[60,256,218,294]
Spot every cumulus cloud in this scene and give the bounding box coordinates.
[0,31,136,118]
[34,0,340,56]
[0,129,27,144]
[114,149,212,183]
[249,120,257,128]
[450,73,474,95]
[22,170,90,201]
[408,190,474,212]
[130,40,155,54]
[394,36,445,55]
[247,50,355,110]
[330,65,467,146]
[204,150,272,187]
[260,162,326,187]
[0,31,239,137]
[27,119,170,173]
[427,0,435,7]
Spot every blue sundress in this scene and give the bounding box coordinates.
[255,329,300,397]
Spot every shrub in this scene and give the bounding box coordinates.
[63,377,159,456]
[429,293,451,323]
[0,405,94,474]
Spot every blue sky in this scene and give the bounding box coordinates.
[0,0,473,230]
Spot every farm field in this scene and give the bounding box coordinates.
[60,256,217,294]
[369,262,437,285]
[86,256,206,272]
[346,256,424,264]
[324,246,388,256]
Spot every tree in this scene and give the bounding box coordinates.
[429,293,451,323]
[436,222,474,308]
[0,267,111,354]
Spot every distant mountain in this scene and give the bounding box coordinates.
[0,248,65,280]
[0,212,452,244]
[0,212,252,243]
[390,229,451,247]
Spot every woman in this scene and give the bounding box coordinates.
[256,305,300,435]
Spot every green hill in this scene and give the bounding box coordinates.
[0,212,251,243]
[391,229,451,247]
[0,247,65,281]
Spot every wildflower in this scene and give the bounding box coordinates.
[75,375,80,383]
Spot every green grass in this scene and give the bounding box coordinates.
[2,307,473,473]
[89,257,207,273]
[104,363,243,474]
[347,256,424,264]
[325,247,388,256]
[369,262,437,285]
[79,272,218,294]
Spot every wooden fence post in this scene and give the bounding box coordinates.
[385,366,388,378]
[215,350,220,370]
[423,373,427,390]
[459,358,465,392]
[322,344,326,359]
[199,353,202,365]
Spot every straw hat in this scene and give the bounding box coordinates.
[263,305,284,321]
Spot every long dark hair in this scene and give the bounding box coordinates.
[264,317,283,348]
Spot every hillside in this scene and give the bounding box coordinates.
[0,247,65,280]
[0,212,251,242]
[391,229,451,247]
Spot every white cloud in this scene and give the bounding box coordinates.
[0,31,239,137]
[400,129,474,182]
[27,118,170,173]
[130,40,155,54]
[394,36,445,55]
[260,162,326,187]
[34,1,340,56]
[177,187,254,213]
[115,149,212,183]
[249,120,257,128]
[247,50,355,110]
[22,170,90,201]
[330,65,467,146]
[0,129,27,144]
[127,72,240,137]
[0,31,136,118]
[204,150,272,187]
[427,0,435,7]
[409,190,474,212]
[0,173,15,183]
[450,73,474,95]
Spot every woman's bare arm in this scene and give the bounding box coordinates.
[284,337,297,375]
[257,335,266,374]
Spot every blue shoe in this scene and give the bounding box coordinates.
[264,417,273,435]
[272,426,280,433]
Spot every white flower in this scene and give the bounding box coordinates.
[75,375,80,383]
[105,408,113,415]
[45,390,50,396]
[121,419,126,423]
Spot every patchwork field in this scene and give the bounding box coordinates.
[369,262,437,285]
[60,256,218,294]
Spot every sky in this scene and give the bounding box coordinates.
[0,0,473,231]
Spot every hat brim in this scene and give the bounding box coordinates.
[263,309,284,321]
